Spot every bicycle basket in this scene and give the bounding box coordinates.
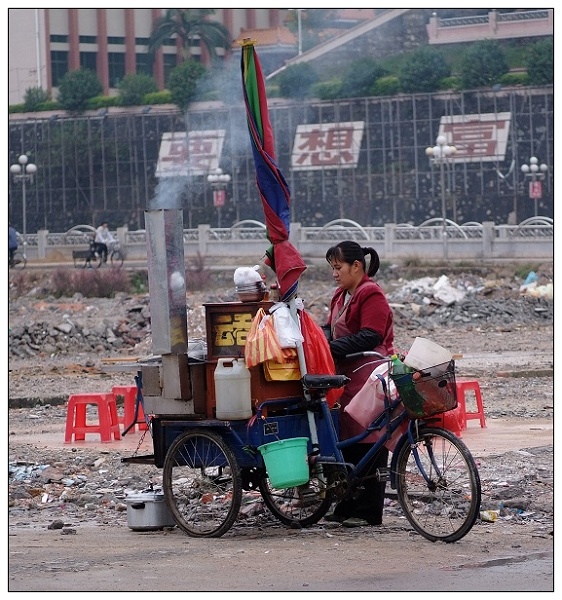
[391,360,457,418]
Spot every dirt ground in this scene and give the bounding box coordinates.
[7,267,554,592]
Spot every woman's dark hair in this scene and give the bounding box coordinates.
[325,240,380,277]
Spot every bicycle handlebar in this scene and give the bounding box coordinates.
[345,351,389,361]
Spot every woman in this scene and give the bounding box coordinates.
[325,240,395,527]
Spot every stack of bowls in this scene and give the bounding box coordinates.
[236,280,267,302]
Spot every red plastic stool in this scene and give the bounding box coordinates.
[112,385,148,432]
[455,379,487,428]
[437,403,466,437]
[65,393,121,443]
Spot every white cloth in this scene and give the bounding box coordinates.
[95,225,115,245]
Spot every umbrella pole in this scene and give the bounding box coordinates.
[287,297,322,457]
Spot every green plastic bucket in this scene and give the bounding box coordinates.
[257,437,310,489]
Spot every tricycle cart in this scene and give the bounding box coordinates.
[124,240,481,543]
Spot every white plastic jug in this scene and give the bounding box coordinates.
[404,337,452,370]
[214,358,252,420]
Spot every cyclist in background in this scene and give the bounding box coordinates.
[94,221,115,263]
[9,223,19,267]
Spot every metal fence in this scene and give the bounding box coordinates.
[9,85,553,237]
[25,217,553,264]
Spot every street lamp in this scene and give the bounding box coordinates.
[521,157,548,217]
[10,154,37,239]
[207,168,231,228]
[288,8,303,55]
[425,135,456,260]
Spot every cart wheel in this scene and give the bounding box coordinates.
[162,429,243,538]
[258,464,333,527]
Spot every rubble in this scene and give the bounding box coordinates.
[8,266,553,536]
[8,271,554,359]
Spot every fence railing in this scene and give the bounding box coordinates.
[25,218,553,264]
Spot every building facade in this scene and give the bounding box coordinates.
[9,8,285,104]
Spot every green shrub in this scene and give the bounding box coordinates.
[130,270,148,294]
[23,87,50,112]
[438,76,461,91]
[499,71,529,87]
[399,46,451,93]
[143,90,173,105]
[117,73,158,106]
[276,63,319,99]
[459,40,509,89]
[87,95,118,110]
[57,68,103,114]
[37,100,62,111]
[340,58,388,98]
[265,84,281,98]
[9,104,26,114]
[525,38,553,85]
[371,75,400,97]
[168,60,206,110]
[311,79,342,100]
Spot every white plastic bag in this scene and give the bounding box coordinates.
[269,303,304,348]
[233,266,262,286]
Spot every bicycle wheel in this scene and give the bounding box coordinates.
[11,251,26,270]
[90,252,103,269]
[395,426,481,543]
[162,429,243,538]
[110,249,124,268]
[258,463,333,527]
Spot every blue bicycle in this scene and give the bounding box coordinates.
[155,352,481,542]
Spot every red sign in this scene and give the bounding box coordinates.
[440,112,511,163]
[213,189,226,207]
[291,122,365,171]
[529,181,542,199]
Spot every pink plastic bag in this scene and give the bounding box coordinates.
[344,363,407,450]
[344,363,397,428]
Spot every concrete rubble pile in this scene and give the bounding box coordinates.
[8,272,554,359]
[8,405,553,534]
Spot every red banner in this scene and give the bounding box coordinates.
[213,189,226,207]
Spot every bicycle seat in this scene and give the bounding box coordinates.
[301,374,350,391]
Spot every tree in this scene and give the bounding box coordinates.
[526,38,553,85]
[57,68,102,114]
[148,9,231,63]
[339,58,388,98]
[168,60,206,110]
[276,63,319,99]
[399,46,450,93]
[459,40,509,89]
[117,73,158,106]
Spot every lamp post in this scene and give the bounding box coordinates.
[207,168,231,228]
[521,157,548,217]
[425,136,456,260]
[288,8,303,55]
[10,154,37,239]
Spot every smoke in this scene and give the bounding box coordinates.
[194,59,252,173]
[149,176,205,211]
